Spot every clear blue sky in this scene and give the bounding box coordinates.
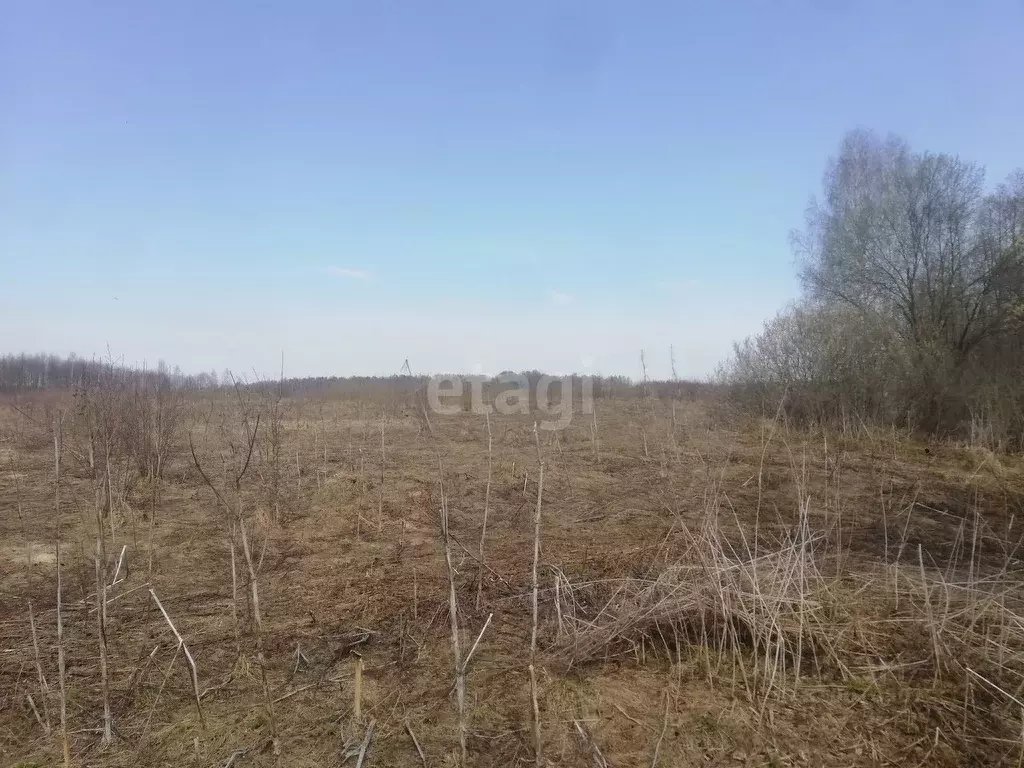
[2,1,1021,379]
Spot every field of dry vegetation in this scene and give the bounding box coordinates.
[2,380,1024,767]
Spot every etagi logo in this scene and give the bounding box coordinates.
[426,373,593,431]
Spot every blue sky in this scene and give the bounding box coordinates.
[2,1,1021,379]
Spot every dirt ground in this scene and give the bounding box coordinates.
[2,390,1023,767]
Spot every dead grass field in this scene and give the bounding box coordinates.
[2,389,1024,767]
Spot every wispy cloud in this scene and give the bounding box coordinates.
[548,289,574,305]
[325,267,372,280]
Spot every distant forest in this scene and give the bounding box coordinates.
[0,353,218,393]
[0,352,704,400]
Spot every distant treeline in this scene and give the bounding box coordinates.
[0,353,211,394]
[263,371,711,402]
[0,353,709,401]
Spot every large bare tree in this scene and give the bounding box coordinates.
[728,130,1023,441]
[796,130,1022,362]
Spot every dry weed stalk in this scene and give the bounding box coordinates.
[11,449,30,565]
[53,413,71,767]
[464,612,493,672]
[476,411,493,609]
[28,601,50,735]
[229,523,241,657]
[573,720,608,767]
[354,654,363,721]
[438,458,467,764]
[239,518,280,758]
[650,689,670,767]
[530,423,545,767]
[89,444,115,744]
[355,718,376,768]
[319,400,329,485]
[378,410,386,531]
[149,589,206,730]
[263,370,285,523]
[94,536,113,744]
[26,694,46,733]
[405,719,428,767]
[135,642,181,757]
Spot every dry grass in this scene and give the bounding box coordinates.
[1,388,1023,766]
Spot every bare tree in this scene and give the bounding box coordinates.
[798,131,1023,361]
[726,129,1024,440]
